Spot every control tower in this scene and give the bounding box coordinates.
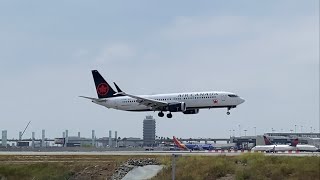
[143,115,156,146]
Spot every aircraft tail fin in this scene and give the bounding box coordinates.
[263,135,272,145]
[91,70,118,99]
[173,136,188,150]
[290,138,299,147]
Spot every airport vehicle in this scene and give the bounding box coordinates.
[261,135,319,152]
[172,136,214,151]
[80,70,245,118]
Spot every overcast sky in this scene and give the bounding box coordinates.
[0,1,319,140]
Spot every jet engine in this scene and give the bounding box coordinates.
[167,102,186,112]
[183,109,199,114]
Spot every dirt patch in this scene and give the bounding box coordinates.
[217,174,235,180]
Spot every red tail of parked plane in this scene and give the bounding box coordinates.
[173,136,188,150]
[263,135,299,147]
[263,135,272,145]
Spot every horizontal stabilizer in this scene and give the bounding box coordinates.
[79,96,106,102]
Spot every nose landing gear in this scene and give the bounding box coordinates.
[226,107,231,115]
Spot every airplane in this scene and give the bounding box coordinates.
[260,135,319,152]
[172,136,214,151]
[80,70,245,118]
[251,135,319,152]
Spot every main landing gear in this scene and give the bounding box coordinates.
[158,111,173,118]
[158,112,164,117]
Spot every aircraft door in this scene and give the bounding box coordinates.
[221,94,227,104]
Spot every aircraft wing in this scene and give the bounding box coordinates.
[115,92,168,110]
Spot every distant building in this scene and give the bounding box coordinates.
[265,132,320,138]
[143,115,156,146]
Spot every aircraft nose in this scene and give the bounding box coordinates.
[239,98,245,104]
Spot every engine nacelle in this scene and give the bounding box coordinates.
[167,102,186,112]
[183,109,199,114]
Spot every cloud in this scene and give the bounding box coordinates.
[162,16,252,39]
[72,49,89,58]
[158,15,319,66]
[95,43,136,64]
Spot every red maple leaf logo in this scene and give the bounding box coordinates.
[97,83,109,96]
[213,99,218,104]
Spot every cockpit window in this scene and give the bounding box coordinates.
[228,94,238,97]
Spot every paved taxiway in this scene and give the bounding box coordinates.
[0,151,319,157]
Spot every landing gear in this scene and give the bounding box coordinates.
[226,107,231,115]
[167,113,173,118]
[158,112,164,117]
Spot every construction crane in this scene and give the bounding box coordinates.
[20,121,31,139]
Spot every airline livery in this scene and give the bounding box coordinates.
[251,136,319,152]
[80,70,245,118]
[173,136,214,151]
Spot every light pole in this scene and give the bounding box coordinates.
[172,154,181,180]
[244,130,247,136]
[254,127,256,136]
[300,125,303,133]
[295,125,297,133]
[232,129,235,137]
[310,126,313,133]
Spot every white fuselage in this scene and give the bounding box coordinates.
[252,144,296,152]
[296,145,319,152]
[252,144,319,152]
[93,91,245,112]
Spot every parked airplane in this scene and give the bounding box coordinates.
[258,135,319,152]
[172,136,214,151]
[251,136,319,152]
[80,70,245,118]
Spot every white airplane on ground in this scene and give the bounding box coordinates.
[252,136,319,152]
[80,70,245,118]
[252,136,299,152]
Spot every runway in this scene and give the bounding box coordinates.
[0,151,319,157]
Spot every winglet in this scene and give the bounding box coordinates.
[113,82,123,93]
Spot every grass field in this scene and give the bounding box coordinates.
[153,154,320,180]
[0,155,135,180]
[0,154,319,180]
